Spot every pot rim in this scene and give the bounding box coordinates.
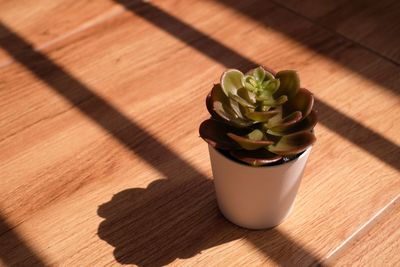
[209,145,312,169]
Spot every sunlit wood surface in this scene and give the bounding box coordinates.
[0,0,399,266]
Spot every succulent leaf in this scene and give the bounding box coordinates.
[247,129,264,141]
[267,111,302,129]
[262,79,280,94]
[284,88,314,118]
[221,69,244,96]
[230,149,282,166]
[261,95,288,106]
[206,84,226,116]
[246,66,275,81]
[245,110,279,122]
[267,131,316,155]
[214,102,253,127]
[199,119,245,150]
[228,99,243,119]
[227,132,273,150]
[243,67,278,97]
[265,106,283,126]
[237,87,256,104]
[243,75,257,92]
[253,66,266,81]
[206,92,213,115]
[208,84,252,127]
[229,92,255,108]
[274,70,300,99]
[267,110,317,136]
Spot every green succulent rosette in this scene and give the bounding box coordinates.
[200,66,317,166]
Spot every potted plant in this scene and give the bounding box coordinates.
[199,66,317,229]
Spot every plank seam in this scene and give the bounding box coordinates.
[323,195,400,264]
[269,0,400,67]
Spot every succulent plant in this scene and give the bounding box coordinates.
[199,66,317,166]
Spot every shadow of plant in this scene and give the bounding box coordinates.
[98,178,321,266]
[98,178,246,266]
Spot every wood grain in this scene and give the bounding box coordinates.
[0,0,122,65]
[273,0,400,64]
[0,0,399,266]
[329,198,400,266]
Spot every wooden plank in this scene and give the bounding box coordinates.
[0,0,399,265]
[0,0,122,65]
[329,198,400,266]
[272,0,400,64]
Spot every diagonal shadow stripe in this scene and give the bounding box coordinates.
[0,212,48,266]
[215,0,400,95]
[0,22,205,183]
[0,22,321,265]
[114,1,400,170]
[116,0,257,69]
[265,0,400,67]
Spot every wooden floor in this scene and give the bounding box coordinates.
[1,0,399,266]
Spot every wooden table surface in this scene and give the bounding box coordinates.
[1,0,399,266]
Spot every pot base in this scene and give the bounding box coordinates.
[218,200,295,230]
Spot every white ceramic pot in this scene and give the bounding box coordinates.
[208,145,312,229]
